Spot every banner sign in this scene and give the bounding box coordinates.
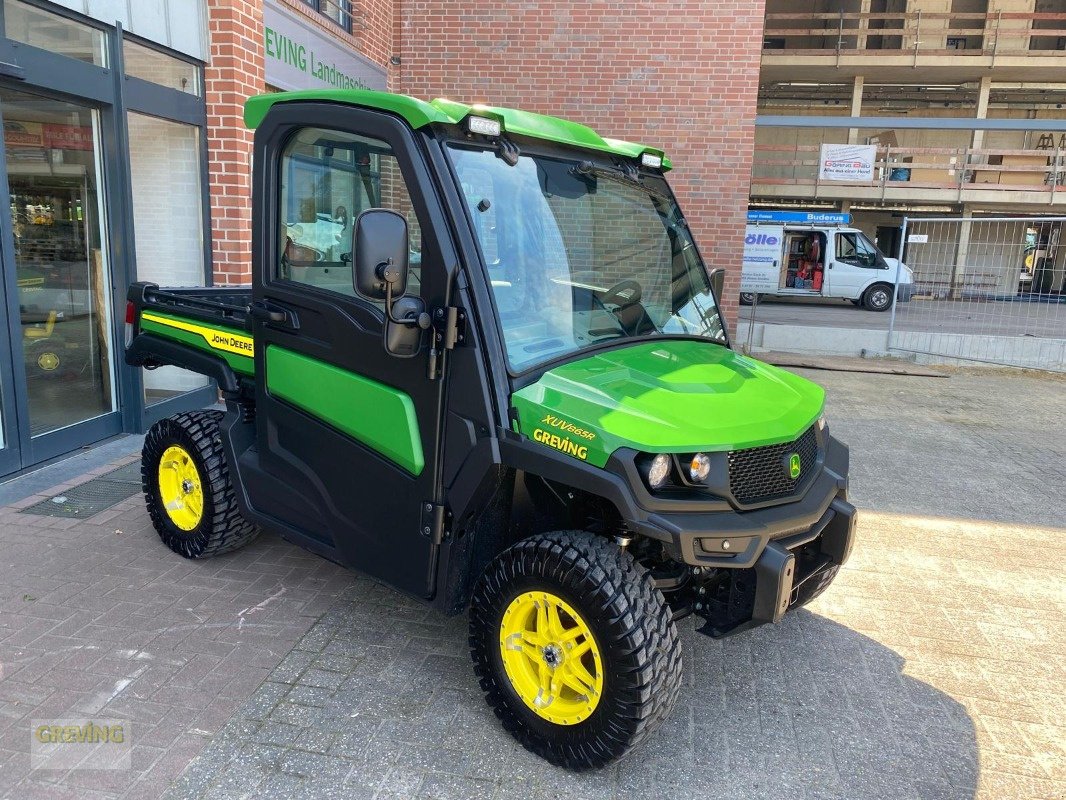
[747,210,850,225]
[741,225,784,293]
[264,0,386,92]
[818,143,877,181]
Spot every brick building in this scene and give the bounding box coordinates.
[0,0,763,477]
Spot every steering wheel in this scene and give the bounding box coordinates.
[601,279,643,307]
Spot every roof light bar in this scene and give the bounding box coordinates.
[467,115,501,137]
[640,152,663,169]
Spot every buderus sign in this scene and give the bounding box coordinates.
[747,210,850,225]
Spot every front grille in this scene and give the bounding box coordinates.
[728,424,818,505]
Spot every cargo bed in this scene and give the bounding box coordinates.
[126,282,256,394]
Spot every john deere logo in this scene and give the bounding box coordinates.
[787,453,801,480]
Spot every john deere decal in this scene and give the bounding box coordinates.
[141,312,255,358]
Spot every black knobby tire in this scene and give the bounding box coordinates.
[862,283,894,311]
[469,531,683,769]
[141,410,259,559]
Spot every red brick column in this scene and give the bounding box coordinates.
[393,1,765,331]
[205,0,264,285]
[204,0,395,285]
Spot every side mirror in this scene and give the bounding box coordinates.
[708,267,725,300]
[353,208,409,300]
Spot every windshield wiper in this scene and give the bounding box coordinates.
[571,161,674,203]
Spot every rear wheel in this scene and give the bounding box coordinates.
[739,292,758,305]
[862,283,894,311]
[469,531,682,769]
[142,410,259,559]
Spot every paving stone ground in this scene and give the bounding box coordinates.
[0,367,1064,800]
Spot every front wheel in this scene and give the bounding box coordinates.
[739,292,759,305]
[469,531,682,769]
[862,283,894,311]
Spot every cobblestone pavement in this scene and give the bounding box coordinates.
[0,462,353,799]
[0,368,1064,799]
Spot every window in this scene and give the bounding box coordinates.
[127,113,210,403]
[123,37,202,96]
[448,145,725,372]
[278,127,421,303]
[302,0,352,33]
[3,0,106,66]
[836,232,880,268]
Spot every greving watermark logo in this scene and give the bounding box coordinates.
[30,718,131,770]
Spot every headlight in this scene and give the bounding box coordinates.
[817,414,827,432]
[688,453,711,482]
[646,453,671,490]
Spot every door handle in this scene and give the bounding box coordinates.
[249,302,298,329]
[249,304,284,323]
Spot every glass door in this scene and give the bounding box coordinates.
[1,86,119,455]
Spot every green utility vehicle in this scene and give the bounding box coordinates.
[126,89,856,769]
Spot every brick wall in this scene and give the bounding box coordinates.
[205,0,263,285]
[204,0,395,284]
[392,1,766,329]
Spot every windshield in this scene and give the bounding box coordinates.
[447,145,726,372]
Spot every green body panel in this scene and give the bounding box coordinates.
[243,89,670,170]
[139,311,255,376]
[265,345,425,476]
[511,340,824,468]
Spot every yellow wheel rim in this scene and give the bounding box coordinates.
[157,445,204,531]
[499,590,603,725]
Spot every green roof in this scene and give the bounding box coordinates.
[243,89,671,170]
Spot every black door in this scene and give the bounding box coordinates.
[247,104,454,599]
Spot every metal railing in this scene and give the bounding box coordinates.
[752,144,1066,202]
[763,10,1066,58]
[888,215,1066,372]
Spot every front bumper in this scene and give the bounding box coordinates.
[495,431,856,636]
[634,435,853,569]
[634,436,857,636]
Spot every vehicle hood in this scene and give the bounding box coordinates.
[510,339,824,468]
[883,257,913,283]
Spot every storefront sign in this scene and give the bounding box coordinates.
[818,144,877,182]
[4,121,94,151]
[264,0,386,92]
[747,210,850,225]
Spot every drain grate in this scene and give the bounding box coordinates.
[101,461,142,485]
[21,461,144,519]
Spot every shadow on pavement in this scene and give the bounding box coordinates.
[168,585,979,800]
[456,608,979,800]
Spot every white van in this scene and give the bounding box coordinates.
[740,215,915,311]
